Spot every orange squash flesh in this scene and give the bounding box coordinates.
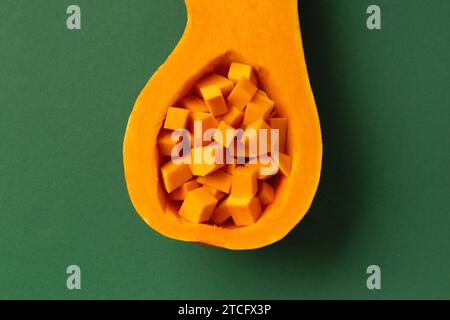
[123,0,322,250]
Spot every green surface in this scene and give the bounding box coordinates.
[0,0,449,299]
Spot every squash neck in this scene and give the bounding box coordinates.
[185,0,299,32]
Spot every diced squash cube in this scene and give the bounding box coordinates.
[161,160,193,193]
[163,107,190,130]
[224,162,236,175]
[195,73,234,97]
[170,180,200,201]
[228,62,257,84]
[197,169,233,193]
[213,121,236,148]
[231,166,257,198]
[245,155,279,179]
[272,152,292,177]
[243,91,274,126]
[203,185,226,200]
[200,85,229,116]
[269,117,287,153]
[242,119,272,157]
[189,143,224,176]
[244,162,263,179]
[211,198,233,225]
[227,78,257,111]
[257,181,275,206]
[190,161,223,177]
[180,96,208,113]
[244,119,271,136]
[179,188,218,223]
[157,130,180,157]
[229,197,262,226]
[221,107,244,127]
[189,112,219,146]
[189,112,220,132]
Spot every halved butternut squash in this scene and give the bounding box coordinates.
[123,0,322,250]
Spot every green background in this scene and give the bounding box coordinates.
[0,0,449,299]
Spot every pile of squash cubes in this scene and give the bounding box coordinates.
[157,62,292,226]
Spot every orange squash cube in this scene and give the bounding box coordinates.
[189,112,219,146]
[257,181,275,206]
[224,162,237,175]
[200,85,229,116]
[163,107,190,130]
[242,119,272,157]
[269,117,287,153]
[195,73,234,97]
[231,166,258,198]
[179,188,218,223]
[197,169,233,193]
[157,130,181,157]
[213,121,236,148]
[272,152,292,177]
[189,144,224,176]
[180,96,209,113]
[243,91,274,126]
[245,155,279,179]
[221,107,244,127]
[227,78,257,111]
[228,62,257,84]
[211,198,233,225]
[229,197,262,226]
[161,160,193,193]
[170,180,200,201]
[203,185,226,200]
